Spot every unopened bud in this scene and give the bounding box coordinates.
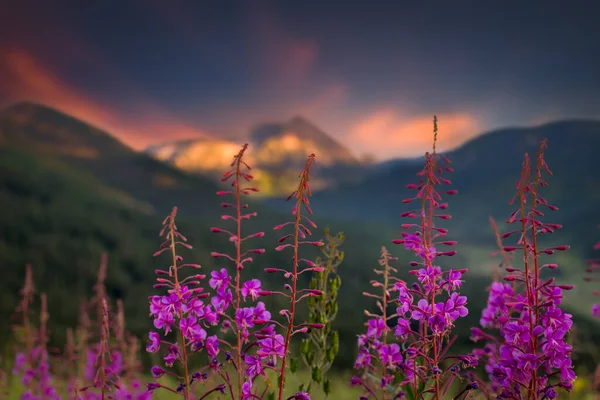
[558,285,574,290]
[439,251,457,256]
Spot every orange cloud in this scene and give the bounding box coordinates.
[1,48,211,149]
[348,109,483,159]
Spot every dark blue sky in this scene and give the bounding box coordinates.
[1,0,599,158]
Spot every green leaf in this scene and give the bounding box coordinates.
[300,338,311,357]
[311,366,322,384]
[290,357,298,373]
[323,379,331,395]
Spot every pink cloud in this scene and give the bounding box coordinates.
[348,109,483,159]
[1,48,211,149]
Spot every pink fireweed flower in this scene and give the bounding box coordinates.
[241,279,261,301]
[209,268,230,290]
[355,119,474,400]
[471,140,576,399]
[366,318,387,339]
[206,144,284,399]
[146,207,225,399]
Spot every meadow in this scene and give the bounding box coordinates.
[2,117,600,400]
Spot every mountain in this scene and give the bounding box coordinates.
[146,116,365,196]
[248,116,358,166]
[0,101,224,217]
[301,119,600,251]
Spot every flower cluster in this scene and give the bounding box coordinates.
[15,303,60,400]
[471,139,576,399]
[353,119,474,400]
[146,206,220,399]
[12,267,60,400]
[147,146,320,400]
[208,144,289,399]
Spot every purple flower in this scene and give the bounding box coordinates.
[209,268,230,290]
[444,269,463,291]
[290,392,311,400]
[252,301,271,321]
[205,335,219,357]
[244,355,265,379]
[241,279,262,301]
[257,333,285,364]
[404,234,421,251]
[354,348,372,369]
[502,321,530,345]
[411,299,431,321]
[241,381,253,399]
[416,266,441,291]
[379,343,403,368]
[236,307,255,329]
[394,318,411,340]
[163,344,180,367]
[447,292,468,320]
[395,283,413,314]
[151,366,165,378]
[211,287,233,313]
[153,311,175,334]
[366,318,386,339]
[185,298,205,317]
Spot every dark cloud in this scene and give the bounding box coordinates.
[1,0,598,157]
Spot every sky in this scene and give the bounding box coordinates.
[1,0,599,160]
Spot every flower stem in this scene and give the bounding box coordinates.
[169,217,191,400]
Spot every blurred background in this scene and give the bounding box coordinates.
[1,0,599,373]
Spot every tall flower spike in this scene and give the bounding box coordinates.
[472,139,575,400]
[147,207,217,400]
[389,116,471,400]
[209,143,273,399]
[12,269,60,400]
[469,217,518,396]
[352,247,404,400]
[268,153,322,400]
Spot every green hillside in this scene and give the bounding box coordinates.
[1,103,599,371]
[305,120,600,251]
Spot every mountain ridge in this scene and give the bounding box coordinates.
[145,115,364,195]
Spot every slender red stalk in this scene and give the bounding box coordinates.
[167,208,191,400]
[277,154,317,400]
